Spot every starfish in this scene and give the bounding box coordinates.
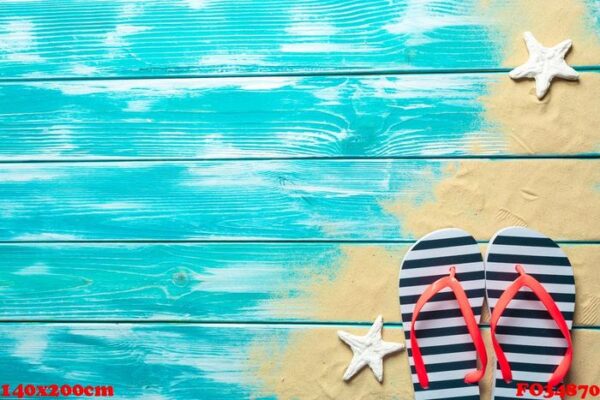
[509,32,579,99]
[337,315,404,382]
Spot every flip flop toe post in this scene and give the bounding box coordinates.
[400,228,487,400]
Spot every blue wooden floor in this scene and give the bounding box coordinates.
[1,1,599,399]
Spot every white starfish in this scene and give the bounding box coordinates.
[337,315,404,382]
[509,32,579,99]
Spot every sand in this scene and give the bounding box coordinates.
[276,246,405,323]
[385,160,600,241]
[480,0,600,67]
[480,0,600,153]
[249,326,598,400]
[482,74,600,153]
[249,327,412,400]
[275,243,600,326]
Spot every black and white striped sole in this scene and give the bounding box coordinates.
[485,227,575,400]
[400,228,485,400]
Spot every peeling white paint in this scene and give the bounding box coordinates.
[360,75,480,100]
[125,99,154,112]
[94,201,146,210]
[313,82,347,105]
[383,0,482,45]
[9,327,51,365]
[69,325,135,340]
[71,64,100,76]
[14,263,50,276]
[183,161,289,188]
[238,77,298,90]
[194,134,250,159]
[145,348,247,385]
[40,125,75,155]
[193,266,285,293]
[120,1,145,19]
[13,233,79,241]
[285,22,338,36]
[6,53,43,62]
[0,167,63,182]
[182,0,208,9]
[0,19,44,63]
[34,77,298,96]
[285,6,339,37]
[281,43,374,53]
[104,24,151,47]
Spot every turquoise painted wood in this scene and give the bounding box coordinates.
[1,160,598,241]
[0,243,596,325]
[1,73,503,160]
[0,0,501,79]
[0,323,272,399]
[0,243,343,321]
[2,0,599,79]
[0,159,437,241]
[3,71,600,160]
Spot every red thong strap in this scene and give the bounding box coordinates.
[490,264,573,388]
[410,266,487,389]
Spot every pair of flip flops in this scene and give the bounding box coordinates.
[400,227,575,400]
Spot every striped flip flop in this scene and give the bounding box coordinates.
[400,228,487,400]
[486,227,575,400]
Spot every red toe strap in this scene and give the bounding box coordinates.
[490,264,573,388]
[410,266,487,389]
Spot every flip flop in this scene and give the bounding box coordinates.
[485,227,575,400]
[400,228,487,400]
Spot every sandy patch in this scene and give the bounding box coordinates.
[275,246,404,323]
[479,0,600,153]
[249,326,598,399]
[482,73,600,153]
[384,160,600,241]
[249,327,411,400]
[480,0,600,66]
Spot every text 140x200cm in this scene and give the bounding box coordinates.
[1,384,114,398]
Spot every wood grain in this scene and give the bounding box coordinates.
[1,243,599,327]
[0,74,506,160]
[3,1,600,79]
[3,72,599,160]
[0,159,598,241]
[0,323,595,399]
[0,0,507,79]
[0,243,343,321]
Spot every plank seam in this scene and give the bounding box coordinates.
[1,240,598,245]
[0,320,597,330]
[1,156,599,165]
[1,65,599,84]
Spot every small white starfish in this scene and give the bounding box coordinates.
[337,315,404,382]
[509,31,579,99]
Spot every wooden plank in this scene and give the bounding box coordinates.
[0,323,595,399]
[2,0,599,79]
[0,74,503,160]
[2,71,600,160]
[1,243,599,327]
[0,159,598,241]
[0,0,502,79]
[0,243,343,322]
